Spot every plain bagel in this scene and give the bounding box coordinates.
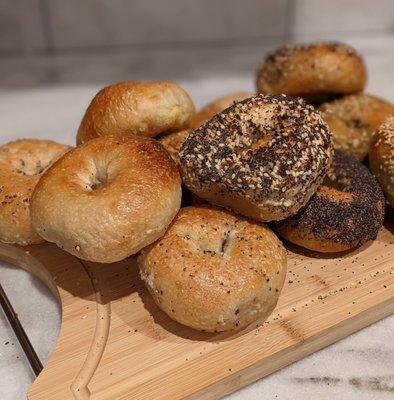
[77,81,196,144]
[179,94,333,222]
[192,91,253,128]
[31,135,182,263]
[139,205,287,332]
[0,139,69,245]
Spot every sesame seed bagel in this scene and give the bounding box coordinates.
[179,94,333,222]
[256,42,366,103]
[139,205,287,332]
[77,81,196,144]
[159,130,191,165]
[0,139,69,245]
[275,150,385,253]
[319,94,394,160]
[369,116,394,207]
[192,92,253,128]
[31,135,181,263]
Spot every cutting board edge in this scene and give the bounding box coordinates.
[186,297,394,400]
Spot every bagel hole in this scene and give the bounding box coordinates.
[89,170,108,190]
[323,175,351,192]
[85,161,112,191]
[320,176,353,202]
[219,228,236,254]
[189,227,236,256]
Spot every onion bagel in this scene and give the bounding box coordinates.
[0,139,69,245]
[275,150,385,252]
[179,94,333,222]
[319,94,394,160]
[77,81,196,144]
[256,42,366,103]
[192,92,253,128]
[139,205,287,332]
[31,135,181,263]
[369,116,394,207]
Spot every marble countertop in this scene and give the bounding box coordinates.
[1,35,394,399]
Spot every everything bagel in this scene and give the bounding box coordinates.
[256,42,366,103]
[139,205,287,332]
[0,139,69,245]
[180,94,333,222]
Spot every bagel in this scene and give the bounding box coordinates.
[179,94,333,222]
[275,150,385,252]
[31,135,181,263]
[369,116,394,207]
[192,92,253,128]
[256,42,366,103]
[139,205,287,332]
[159,130,190,165]
[77,81,196,144]
[319,94,394,160]
[0,139,69,245]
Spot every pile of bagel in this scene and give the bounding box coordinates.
[1,42,392,333]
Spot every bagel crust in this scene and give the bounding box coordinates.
[179,94,333,222]
[31,135,181,263]
[256,42,366,102]
[139,206,287,332]
[0,139,69,245]
[275,150,385,252]
[369,116,394,207]
[192,92,253,128]
[77,81,196,144]
[319,94,394,160]
[159,130,191,165]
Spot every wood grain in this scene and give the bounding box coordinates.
[0,226,393,400]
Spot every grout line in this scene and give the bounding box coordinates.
[0,29,393,60]
[284,0,296,42]
[0,34,285,60]
[38,0,55,55]
[15,34,286,56]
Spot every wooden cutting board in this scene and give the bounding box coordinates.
[1,223,393,400]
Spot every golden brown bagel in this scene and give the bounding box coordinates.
[369,116,394,207]
[139,205,287,332]
[158,130,190,165]
[180,94,333,222]
[256,42,367,103]
[0,139,69,245]
[31,135,181,263]
[319,94,394,160]
[275,150,385,252]
[192,91,253,128]
[77,81,196,144]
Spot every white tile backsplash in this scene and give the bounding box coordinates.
[290,0,394,36]
[47,0,287,49]
[0,0,393,85]
[0,0,46,54]
[0,39,284,87]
